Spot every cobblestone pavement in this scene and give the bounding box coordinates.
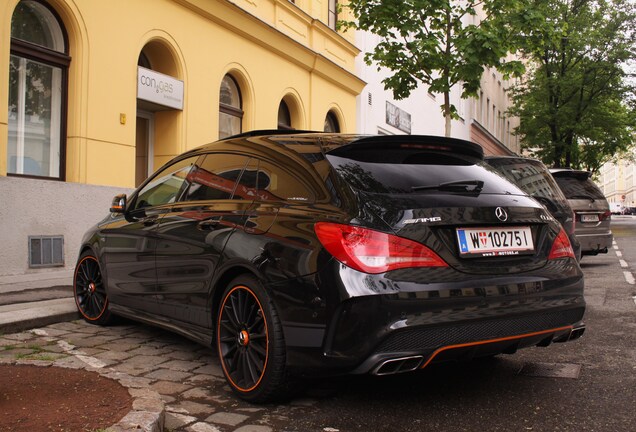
[0,320,329,432]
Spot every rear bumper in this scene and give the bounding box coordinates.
[577,231,612,254]
[276,258,585,376]
[352,315,585,375]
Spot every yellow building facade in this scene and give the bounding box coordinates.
[0,0,364,277]
[1,0,363,187]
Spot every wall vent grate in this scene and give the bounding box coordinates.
[29,236,64,268]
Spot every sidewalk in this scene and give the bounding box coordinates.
[0,269,78,334]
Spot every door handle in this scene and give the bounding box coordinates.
[198,218,221,230]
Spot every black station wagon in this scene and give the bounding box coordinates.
[74,132,586,402]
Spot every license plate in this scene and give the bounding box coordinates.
[581,214,599,222]
[456,227,534,257]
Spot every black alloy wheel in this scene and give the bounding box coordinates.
[73,252,112,325]
[217,276,288,403]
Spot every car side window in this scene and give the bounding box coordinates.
[134,156,199,210]
[182,153,251,202]
[255,158,315,203]
[232,158,259,200]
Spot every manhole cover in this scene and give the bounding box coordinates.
[518,362,581,379]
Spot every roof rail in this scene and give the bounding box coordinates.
[221,129,321,140]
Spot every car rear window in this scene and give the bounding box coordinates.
[552,175,606,200]
[326,148,526,195]
[486,158,567,202]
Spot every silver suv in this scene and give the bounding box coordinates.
[550,169,612,256]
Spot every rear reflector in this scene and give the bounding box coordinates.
[548,228,575,260]
[314,222,448,274]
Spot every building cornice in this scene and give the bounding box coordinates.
[172,0,365,95]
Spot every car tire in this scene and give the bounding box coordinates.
[216,275,289,403]
[73,251,113,326]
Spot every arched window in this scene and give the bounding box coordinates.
[8,0,69,179]
[324,111,340,132]
[277,101,292,130]
[219,75,243,139]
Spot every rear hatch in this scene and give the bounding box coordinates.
[326,136,559,274]
[484,157,574,235]
[550,170,611,233]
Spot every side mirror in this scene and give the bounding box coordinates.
[110,194,127,213]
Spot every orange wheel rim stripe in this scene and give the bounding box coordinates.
[73,256,108,321]
[217,284,269,393]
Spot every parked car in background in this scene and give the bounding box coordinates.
[550,169,612,256]
[74,132,586,403]
[609,203,624,215]
[485,156,581,261]
[622,206,636,215]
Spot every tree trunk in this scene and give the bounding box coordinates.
[444,91,451,137]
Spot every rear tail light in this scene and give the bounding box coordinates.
[599,210,611,221]
[314,222,448,274]
[548,228,575,260]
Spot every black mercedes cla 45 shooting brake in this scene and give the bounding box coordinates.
[74,132,585,403]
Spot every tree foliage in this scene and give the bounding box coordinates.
[342,0,526,136]
[509,0,636,172]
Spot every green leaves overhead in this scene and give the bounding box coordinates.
[343,0,527,136]
[510,0,636,171]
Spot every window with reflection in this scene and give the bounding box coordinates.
[134,156,199,209]
[219,75,243,139]
[324,111,340,132]
[184,154,251,201]
[328,0,338,29]
[256,158,314,203]
[277,101,293,130]
[8,0,69,179]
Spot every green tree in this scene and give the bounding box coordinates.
[509,0,636,172]
[342,0,526,136]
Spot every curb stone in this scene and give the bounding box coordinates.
[2,328,166,432]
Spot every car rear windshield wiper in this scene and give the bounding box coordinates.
[412,179,484,193]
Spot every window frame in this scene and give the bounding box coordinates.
[8,0,70,181]
[219,74,243,139]
[180,152,253,203]
[129,155,201,212]
[324,111,340,133]
[277,100,293,130]
[328,0,338,30]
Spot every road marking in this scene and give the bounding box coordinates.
[616,250,623,257]
[613,245,619,250]
[620,259,629,268]
[633,296,636,307]
[624,271,635,285]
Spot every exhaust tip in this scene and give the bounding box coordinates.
[372,356,423,376]
[568,326,585,341]
[554,324,586,343]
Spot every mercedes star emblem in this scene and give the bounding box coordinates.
[495,207,508,222]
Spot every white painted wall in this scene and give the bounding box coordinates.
[0,176,133,277]
[355,32,473,139]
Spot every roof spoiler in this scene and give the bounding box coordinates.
[332,135,484,160]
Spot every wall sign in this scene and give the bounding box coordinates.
[137,66,184,110]
[386,101,411,134]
